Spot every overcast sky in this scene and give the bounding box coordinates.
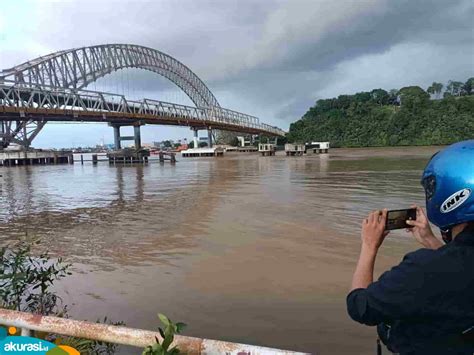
[0,0,473,148]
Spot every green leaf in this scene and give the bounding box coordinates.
[158,313,170,327]
[175,323,187,333]
[158,327,165,339]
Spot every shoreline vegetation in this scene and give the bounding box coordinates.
[287,78,474,148]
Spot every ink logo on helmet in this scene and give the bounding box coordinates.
[0,326,79,355]
[440,188,471,214]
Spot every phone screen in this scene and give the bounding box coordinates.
[385,208,417,230]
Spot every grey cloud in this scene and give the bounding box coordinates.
[0,0,472,144]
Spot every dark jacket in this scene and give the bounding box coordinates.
[347,227,474,355]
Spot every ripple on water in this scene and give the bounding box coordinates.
[0,146,441,354]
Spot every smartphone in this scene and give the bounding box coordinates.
[385,208,417,230]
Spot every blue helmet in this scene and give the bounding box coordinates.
[421,140,474,231]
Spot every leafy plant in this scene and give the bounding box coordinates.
[143,314,186,355]
[0,240,71,315]
[0,241,123,354]
[52,317,125,355]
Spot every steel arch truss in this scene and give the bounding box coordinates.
[0,44,220,108]
[0,120,46,149]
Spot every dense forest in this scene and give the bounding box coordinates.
[287,78,474,147]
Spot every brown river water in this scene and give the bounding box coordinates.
[0,146,442,354]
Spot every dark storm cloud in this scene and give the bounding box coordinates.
[1,0,473,137]
[238,0,473,74]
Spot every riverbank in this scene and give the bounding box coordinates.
[287,86,474,147]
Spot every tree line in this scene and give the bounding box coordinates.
[287,77,474,147]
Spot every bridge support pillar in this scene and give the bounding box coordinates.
[113,126,121,150]
[134,125,141,150]
[193,128,199,149]
[207,129,213,148]
[0,121,4,150]
[111,123,143,151]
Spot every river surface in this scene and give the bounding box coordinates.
[0,146,442,354]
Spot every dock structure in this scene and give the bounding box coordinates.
[0,150,73,166]
[224,146,258,153]
[285,143,305,156]
[158,151,176,164]
[237,146,258,152]
[107,149,150,164]
[259,143,276,156]
[305,141,330,154]
[181,147,224,158]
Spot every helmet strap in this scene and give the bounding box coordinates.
[441,228,453,244]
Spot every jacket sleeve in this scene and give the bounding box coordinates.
[347,249,434,326]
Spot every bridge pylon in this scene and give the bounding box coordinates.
[110,122,143,151]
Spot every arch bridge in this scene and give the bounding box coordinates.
[0,44,285,149]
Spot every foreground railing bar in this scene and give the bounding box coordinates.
[0,308,307,355]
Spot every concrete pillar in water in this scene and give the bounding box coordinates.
[0,121,4,149]
[134,125,141,150]
[113,126,121,150]
[193,128,198,149]
[207,129,213,148]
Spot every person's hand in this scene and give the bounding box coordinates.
[406,205,443,249]
[361,209,389,252]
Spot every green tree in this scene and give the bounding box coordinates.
[463,77,474,96]
[398,86,430,111]
[427,82,443,99]
[370,89,390,106]
[230,137,239,147]
[446,80,464,96]
[287,81,474,148]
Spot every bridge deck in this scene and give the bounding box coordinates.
[0,106,277,135]
[0,81,285,136]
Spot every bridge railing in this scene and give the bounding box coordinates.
[0,81,285,136]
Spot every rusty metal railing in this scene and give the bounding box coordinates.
[0,308,307,354]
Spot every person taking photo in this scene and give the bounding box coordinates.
[347,140,474,354]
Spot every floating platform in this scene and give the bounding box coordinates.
[220,146,257,153]
[0,150,73,166]
[181,147,224,157]
[305,141,330,154]
[258,143,276,156]
[285,143,305,156]
[107,149,150,164]
[234,146,258,153]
